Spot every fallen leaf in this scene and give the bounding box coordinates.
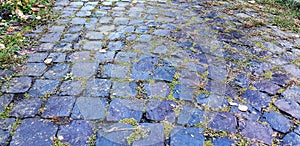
[31,7,39,12]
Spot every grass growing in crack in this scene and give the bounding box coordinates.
[10,118,22,135]
[127,127,149,145]
[0,102,14,118]
[120,118,138,126]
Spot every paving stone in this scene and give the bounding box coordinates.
[19,63,47,76]
[40,32,62,43]
[213,137,234,146]
[72,97,107,120]
[9,98,42,118]
[133,43,153,53]
[113,17,129,25]
[152,29,170,36]
[10,119,58,146]
[208,112,237,132]
[82,41,102,50]
[42,96,75,118]
[84,78,111,97]
[71,62,98,78]
[117,26,135,33]
[62,33,80,42]
[208,64,227,81]
[139,34,152,42]
[170,126,204,146]
[99,17,112,24]
[177,106,205,126]
[29,79,59,97]
[153,45,168,55]
[282,86,300,103]
[146,99,176,123]
[126,34,137,41]
[27,53,48,63]
[115,52,137,64]
[197,94,228,109]
[67,51,91,62]
[144,82,170,98]
[108,41,124,51]
[0,118,15,145]
[53,43,73,51]
[107,98,144,122]
[173,84,194,101]
[179,70,202,87]
[58,120,93,146]
[85,31,104,40]
[136,26,150,34]
[68,25,84,33]
[71,17,86,24]
[132,123,164,146]
[282,64,300,78]
[76,10,91,17]
[271,73,290,86]
[95,52,115,63]
[230,104,261,121]
[131,56,158,80]
[281,132,300,145]
[43,64,70,79]
[239,120,273,145]
[1,77,32,93]
[60,80,82,96]
[152,66,176,82]
[295,126,300,135]
[253,80,280,95]
[111,82,136,97]
[184,62,206,73]
[0,69,14,78]
[96,123,133,146]
[241,90,271,109]
[47,53,66,63]
[274,98,300,119]
[233,73,250,88]
[260,111,292,133]
[96,25,115,32]
[0,94,13,113]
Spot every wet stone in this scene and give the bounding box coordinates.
[197,94,228,109]
[152,66,176,82]
[274,98,300,119]
[1,77,32,93]
[43,64,70,79]
[0,94,13,113]
[82,41,102,50]
[241,90,271,109]
[9,98,42,118]
[213,137,234,146]
[19,63,47,76]
[47,52,66,63]
[29,79,59,97]
[173,84,194,101]
[96,123,133,146]
[0,118,15,145]
[27,53,48,63]
[115,52,137,64]
[144,82,170,98]
[111,82,136,97]
[139,35,152,42]
[71,62,98,78]
[108,41,124,51]
[60,80,82,96]
[260,111,292,133]
[67,51,90,62]
[10,119,58,146]
[42,96,75,118]
[209,112,237,133]
[85,31,104,40]
[84,78,111,97]
[133,123,164,146]
[282,86,300,103]
[95,52,115,63]
[253,80,280,95]
[58,120,93,146]
[239,121,273,145]
[40,32,62,43]
[170,127,204,146]
[282,132,300,145]
[131,56,158,80]
[146,99,176,123]
[177,106,205,126]
[107,98,144,122]
[72,97,107,120]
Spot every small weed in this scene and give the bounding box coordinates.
[10,118,22,135]
[127,127,149,145]
[24,93,30,99]
[63,73,74,81]
[163,121,174,139]
[88,132,97,146]
[0,102,14,118]
[52,137,70,146]
[119,118,138,126]
[261,71,273,79]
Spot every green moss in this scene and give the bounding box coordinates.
[261,71,273,79]
[0,102,13,118]
[127,127,149,145]
[163,121,174,139]
[119,118,138,126]
[204,141,213,146]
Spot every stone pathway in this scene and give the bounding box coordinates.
[1,0,300,145]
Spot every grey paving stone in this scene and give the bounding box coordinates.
[83,78,111,97]
[67,51,91,62]
[209,112,237,133]
[101,64,130,78]
[294,126,300,135]
[95,52,115,63]
[282,64,300,78]
[132,123,164,146]
[108,41,124,51]
[71,17,86,24]
[253,80,280,95]
[208,64,227,81]
[117,26,135,33]
[131,56,158,80]
[179,70,202,87]
[10,119,58,146]
[47,52,66,63]
[76,10,91,17]
[96,25,115,32]
[53,43,73,51]
[126,34,137,41]
[170,126,204,146]
[0,118,15,145]
[108,32,125,40]
[241,90,271,109]
[72,97,107,120]
[1,77,32,93]
[146,99,176,123]
[27,53,48,63]
[9,98,42,118]
[62,33,80,42]
[136,26,150,34]
[99,17,112,24]
[260,111,292,133]
[153,66,176,82]
[239,120,273,145]
[233,74,250,88]
[71,62,98,78]
[111,82,137,97]
[42,96,75,118]
[40,32,62,43]
[28,79,59,97]
[107,98,144,122]
[59,80,83,96]
[177,106,205,126]
[82,41,102,50]
[19,63,47,76]
[282,86,300,103]
[85,31,104,40]
[113,17,129,25]
[68,25,84,33]
[173,84,194,101]
[213,137,234,146]
[48,25,65,32]
[274,98,300,119]
[58,120,93,146]
[43,64,70,79]
[139,35,152,42]
[282,132,300,145]
[153,45,168,55]
[144,82,170,98]
[152,29,170,36]
[115,52,137,64]
[197,94,228,109]
[0,94,13,113]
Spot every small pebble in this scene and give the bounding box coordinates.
[238,104,248,112]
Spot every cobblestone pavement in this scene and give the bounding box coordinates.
[1,0,300,145]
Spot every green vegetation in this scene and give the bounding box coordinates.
[127,127,149,145]
[119,118,138,126]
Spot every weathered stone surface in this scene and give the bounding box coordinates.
[173,84,194,101]
[0,94,13,113]
[239,121,273,145]
[241,90,271,109]
[10,119,58,146]
[282,86,300,103]
[233,74,250,88]
[95,51,115,63]
[29,79,59,97]
[84,78,111,97]
[27,53,48,63]
[209,112,237,132]
[82,41,102,50]
[132,123,164,146]
[43,64,69,79]
[131,56,158,80]
[1,77,32,93]
[139,35,152,42]
[40,32,62,42]
[108,41,125,51]
[67,51,91,62]
[60,80,82,96]
[42,96,75,118]
[208,64,227,81]
[281,132,300,145]
[111,82,136,97]
[152,66,176,82]
[19,63,47,76]
[47,52,66,63]
[253,80,280,95]
[72,97,107,120]
[146,99,176,122]
[58,120,93,146]
[0,118,15,145]
[282,64,300,78]
[107,98,144,122]
[170,127,204,146]
[71,62,98,78]
[10,98,42,118]
[85,31,104,40]
[260,111,292,133]
[152,29,170,36]
[177,106,205,126]
[274,98,300,119]
[144,82,170,98]
[213,137,234,146]
[101,64,129,78]
[115,52,137,64]
[197,94,228,109]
